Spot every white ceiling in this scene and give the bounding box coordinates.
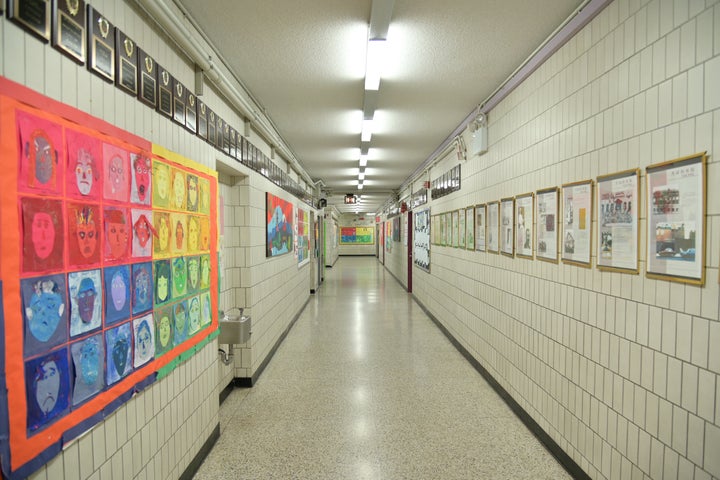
[176,0,584,214]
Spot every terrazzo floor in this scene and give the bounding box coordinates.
[194,256,571,479]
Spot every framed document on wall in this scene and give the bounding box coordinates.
[465,207,474,251]
[596,169,639,273]
[52,0,86,64]
[500,197,514,257]
[515,193,534,259]
[475,204,486,252]
[87,6,114,82]
[536,187,559,263]
[646,153,707,285]
[562,180,592,267]
[487,202,499,254]
[8,0,50,41]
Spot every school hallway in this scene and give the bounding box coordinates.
[194,256,571,480]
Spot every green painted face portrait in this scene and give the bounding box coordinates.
[172,257,186,296]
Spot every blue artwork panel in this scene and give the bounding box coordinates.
[103,265,131,325]
[132,314,154,368]
[21,274,68,357]
[172,300,188,346]
[131,262,153,315]
[105,322,132,386]
[68,269,102,338]
[25,348,70,433]
[70,334,104,406]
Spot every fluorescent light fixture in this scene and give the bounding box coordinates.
[361,119,374,142]
[359,171,365,180]
[358,181,364,190]
[359,154,368,167]
[365,39,386,91]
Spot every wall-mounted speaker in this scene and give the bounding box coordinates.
[317,198,327,208]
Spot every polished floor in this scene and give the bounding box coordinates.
[195,257,570,479]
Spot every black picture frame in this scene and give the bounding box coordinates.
[51,0,85,64]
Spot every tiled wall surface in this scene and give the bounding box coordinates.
[324,212,340,267]
[410,1,720,479]
[383,216,409,289]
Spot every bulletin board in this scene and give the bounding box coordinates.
[339,227,374,245]
[0,78,219,479]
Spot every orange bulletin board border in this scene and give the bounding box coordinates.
[0,77,219,479]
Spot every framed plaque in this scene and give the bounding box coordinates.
[536,187,559,263]
[156,65,173,118]
[228,127,237,159]
[475,204,486,252]
[86,6,114,82]
[196,100,208,140]
[515,192,534,259]
[222,123,231,155]
[562,179,593,267]
[207,109,216,146]
[500,197,515,257]
[487,202,499,253]
[115,29,137,95]
[646,153,706,285]
[172,79,186,126]
[52,0,85,63]
[185,92,197,133]
[465,207,474,251]
[137,48,157,107]
[8,0,50,42]
[216,117,225,150]
[596,169,639,273]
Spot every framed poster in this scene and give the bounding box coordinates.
[296,207,310,267]
[451,210,459,248]
[515,193,534,259]
[597,169,639,273]
[465,207,474,251]
[487,202,499,253]
[536,187,559,263]
[440,213,447,246]
[500,197,514,257]
[266,193,294,257]
[413,209,430,272]
[475,204,486,252]
[458,209,466,249]
[562,180,593,267]
[646,153,707,285]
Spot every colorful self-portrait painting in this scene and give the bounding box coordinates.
[105,322,132,385]
[200,255,211,290]
[21,197,65,273]
[131,262,153,315]
[25,348,70,433]
[171,257,187,298]
[17,111,63,194]
[154,259,172,306]
[102,143,130,202]
[170,213,187,255]
[170,168,186,210]
[130,153,151,205]
[187,296,201,336]
[21,275,68,357]
[266,192,294,257]
[152,161,171,208]
[68,269,102,337]
[131,209,154,258]
[198,177,210,214]
[104,265,131,325]
[173,300,188,346]
[70,334,104,406]
[104,207,131,263]
[67,203,101,267]
[133,314,154,368]
[200,292,211,327]
[186,174,199,212]
[153,211,171,256]
[199,216,211,252]
[66,129,102,199]
[187,216,200,253]
[186,256,200,294]
[154,306,174,356]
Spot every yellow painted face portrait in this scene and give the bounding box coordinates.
[153,212,171,254]
[188,216,199,252]
[198,178,210,214]
[153,162,170,208]
[172,169,186,210]
[199,217,211,252]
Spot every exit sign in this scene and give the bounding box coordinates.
[344,194,357,204]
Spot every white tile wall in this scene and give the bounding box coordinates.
[409,0,720,478]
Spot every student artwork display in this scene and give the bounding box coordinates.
[487,202,499,253]
[458,209,466,249]
[339,227,374,245]
[440,213,447,246]
[562,180,592,267]
[515,193,534,259]
[475,205,486,252]
[646,153,707,285]
[266,193,294,257]
[0,80,218,480]
[296,208,310,267]
[465,207,474,251]
[451,210,459,248]
[596,170,639,273]
[500,198,514,257]
[385,221,393,253]
[413,209,430,272]
[536,188,559,262]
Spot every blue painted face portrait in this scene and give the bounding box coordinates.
[105,323,132,385]
[104,265,131,324]
[133,314,155,368]
[71,334,104,406]
[25,348,70,432]
[132,262,153,315]
[173,301,188,346]
[22,274,68,356]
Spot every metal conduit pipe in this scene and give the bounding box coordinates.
[134,0,315,187]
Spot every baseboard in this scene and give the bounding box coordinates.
[179,423,220,480]
[219,380,234,404]
[411,295,591,480]
[228,296,311,388]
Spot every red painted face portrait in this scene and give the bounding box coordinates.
[22,197,64,273]
[104,208,130,261]
[175,220,184,250]
[103,143,130,202]
[66,129,102,199]
[134,214,152,248]
[17,111,64,194]
[131,154,151,204]
[67,203,101,266]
